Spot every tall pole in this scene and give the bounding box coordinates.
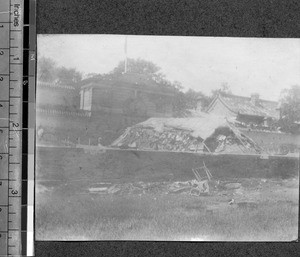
[124,35,128,73]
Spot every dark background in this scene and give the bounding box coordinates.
[36,0,300,256]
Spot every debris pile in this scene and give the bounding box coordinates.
[111,115,262,154]
[88,180,213,196]
[205,126,262,154]
[112,126,204,152]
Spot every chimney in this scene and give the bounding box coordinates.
[250,93,259,106]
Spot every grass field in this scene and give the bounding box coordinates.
[36,178,298,241]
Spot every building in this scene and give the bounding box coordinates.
[204,93,300,154]
[79,72,175,118]
[206,93,280,129]
[36,73,176,146]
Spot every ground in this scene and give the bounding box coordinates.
[36,177,298,241]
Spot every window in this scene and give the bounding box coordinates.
[80,88,92,111]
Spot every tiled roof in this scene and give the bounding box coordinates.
[210,93,279,119]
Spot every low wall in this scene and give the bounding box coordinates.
[36,147,299,185]
[242,130,300,153]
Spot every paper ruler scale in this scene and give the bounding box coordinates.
[0,0,33,256]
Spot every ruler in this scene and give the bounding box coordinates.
[0,0,35,256]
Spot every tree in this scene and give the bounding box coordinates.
[211,82,232,98]
[172,91,191,117]
[110,58,212,117]
[37,56,82,86]
[56,67,82,84]
[278,85,300,133]
[112,58,160,75]
[37,57,57,82]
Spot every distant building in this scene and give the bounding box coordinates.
[79,73,175,118]
[206,93,280,128]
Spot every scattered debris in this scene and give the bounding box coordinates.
[89,187,108,193]
[190,162,213,196]
[228,199,235,205]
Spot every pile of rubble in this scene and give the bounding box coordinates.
[205,126,262,154]
[111,115,262,154]
[88,162,216,196]
[111,126,204,152]
[88,180,214,196]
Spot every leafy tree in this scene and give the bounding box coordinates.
[111,58,193,116]
[278,85,300,133]
[112,58,160,75]
[172,91,191,117]
[37,56,82,89]
[37,57,57,82]
[184,89,211,111]
[56,67,82,84]
[110,58,215,116]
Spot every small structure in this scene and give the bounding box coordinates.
[205,93,280,128]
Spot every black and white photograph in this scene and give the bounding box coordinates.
[35,35,299,241]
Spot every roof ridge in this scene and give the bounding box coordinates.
[220,92,277,104]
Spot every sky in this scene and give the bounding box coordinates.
[38,35,300,101]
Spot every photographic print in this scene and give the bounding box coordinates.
[35,35,299,241]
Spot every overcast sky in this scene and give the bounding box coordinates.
[38,35,300,101]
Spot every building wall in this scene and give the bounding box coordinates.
[242,129,300,153]
[207,99,236,118]
[90,87,173,118]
